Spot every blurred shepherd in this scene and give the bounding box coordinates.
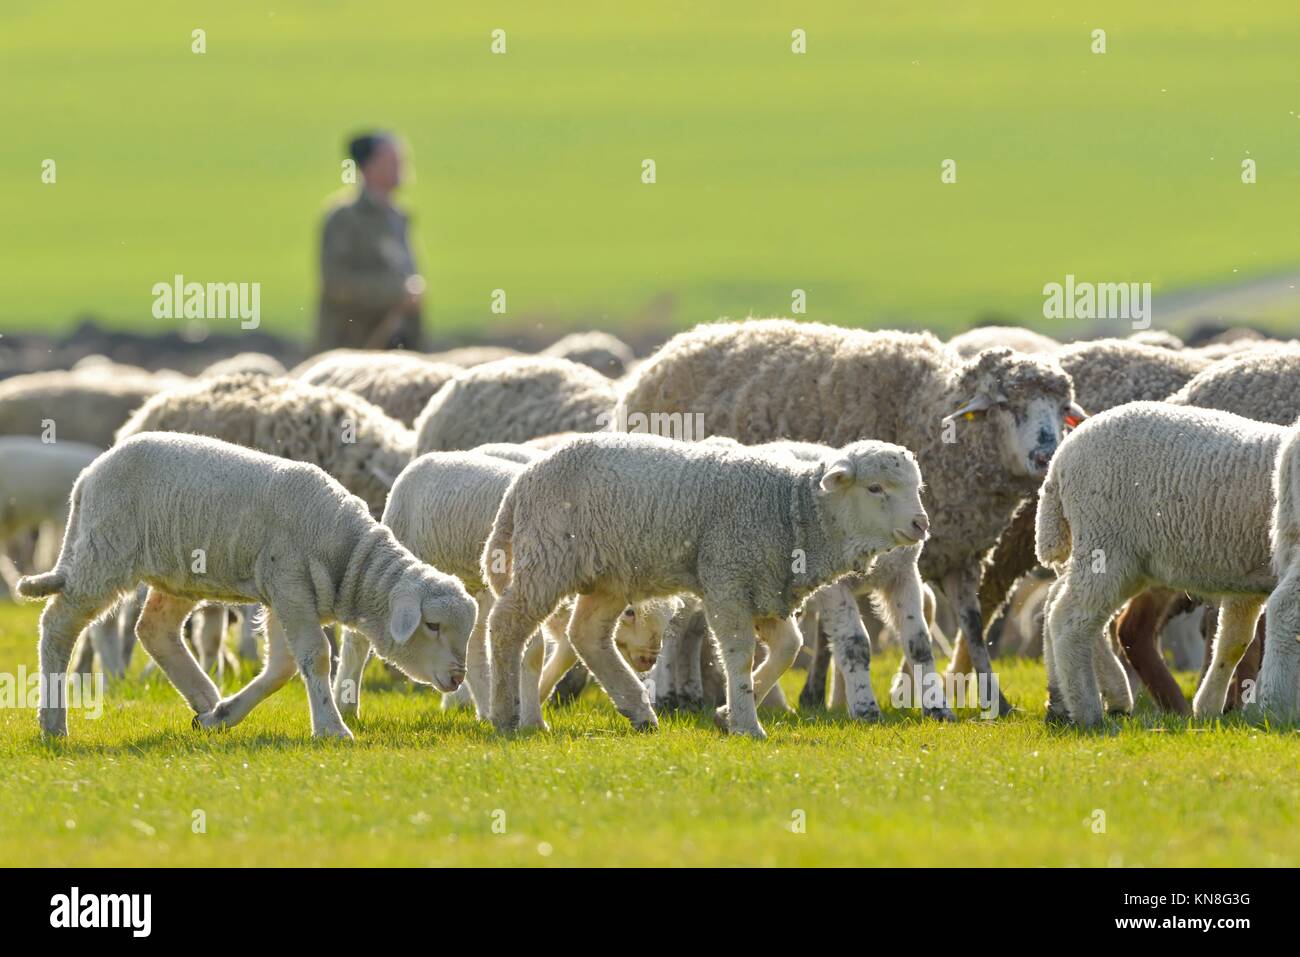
[317,132,425,350]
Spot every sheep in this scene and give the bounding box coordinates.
[15,432,476,740]
[541,331,636,378]
[1035,402,1283,726]
[481,430,930,738]
[1261,424,1300,720]
[649,436,949,721]
[0,436,102,554]
[200,352,287,379]
[414,356,616,453]
[115,373,414,518]
[352,448,679,727]
[1127,329,1184,350]
[620,319,1080,715]
[974,338,1215,684]
[425,345,521,367]
[948,325,1061,357]
[0,369,164,448]
[293,350,460,426]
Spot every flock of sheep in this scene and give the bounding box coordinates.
[3,319,1299,741]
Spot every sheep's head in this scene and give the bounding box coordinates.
[614,596,684,672]
[366,569,477,693]
[943,348,1082,481]
[818,441,928,565]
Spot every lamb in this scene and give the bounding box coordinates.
[541,331,636,378]
[115,373,414,518]
[482,431,930,738]
[0,369,164,448]
[16,432,476,740]
[200,352,287,379]
[1260,424,1300,720]
[620,319,1081,715]
[351,448,678,727]
[1035,402,1283,726]
[293,350,460,426]
[414,356,616,453]
[948,325,1061,357]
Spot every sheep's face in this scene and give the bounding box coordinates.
[368,574,477,692]
[614,596,684,672]
[945,349,1081,481]
[819,442,928,561]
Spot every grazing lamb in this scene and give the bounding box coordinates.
[16,433,476,740]
[115,373,414,517]
[948,325,1061,357]
[1261,424,1300,720]
[294,350,459,426]
[542,331,636,378]
[1035,403,1283,726]
[414,357,616,453]
[353,449,678,727]
[0,370,164,448]
[482,431,929,738]
[620,319,1080,715]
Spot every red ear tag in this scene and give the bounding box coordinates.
[1064,413,1082,428]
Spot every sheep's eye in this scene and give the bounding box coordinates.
[425,621,441,634]
[867,484,884,495]
[622,608,636,620]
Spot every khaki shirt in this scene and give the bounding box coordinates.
[317,189,423,350]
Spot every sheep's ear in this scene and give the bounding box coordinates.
[1064,401,1088,429]
[389,592,422,644]
[819,462,854,494]
[941,393,995,426]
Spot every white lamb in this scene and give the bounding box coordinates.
[483,432,929,738]
[16,432,477,740]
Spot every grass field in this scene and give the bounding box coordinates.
[4,1,1299,339]
[0,603,1294,867]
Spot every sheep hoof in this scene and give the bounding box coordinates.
[713,706,729,730]
[1044,708,1071,726]
[315,726,354,741]
[630,716,659,733]
[848,704,883,722]
[923,706,955,722]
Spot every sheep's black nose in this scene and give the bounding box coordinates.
[1032,449,1052,471]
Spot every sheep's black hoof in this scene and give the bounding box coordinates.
[191,712,203,730]
[1044,708,1071,726]
[713,706,729,731]
[924,706,956,722]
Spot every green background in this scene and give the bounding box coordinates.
[3,1,1298,341]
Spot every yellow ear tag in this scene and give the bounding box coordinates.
[963,411,976,421]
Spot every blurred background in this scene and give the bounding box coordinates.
[3,0,1298,362]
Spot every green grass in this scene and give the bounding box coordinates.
[2,2,1298,339]
[0,603,1294,867]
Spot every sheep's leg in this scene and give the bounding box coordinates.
[1225,619,1264,711]
[872,555,952,720]
[1095,622,1133,714]
[455,592,492,719]
[753,617,801,711]
[1114,589,1190,715]
[236,604,261,661]
[677,608,706,709]
[191,605,229,680]
[1045,570,1131,728]
[519,633,546,730]
[704,603,764,739]
[1041,577,1069,721]
[940,567,1013,716]
[1260,571,1300,720]
[280,614,351,739]
[486,585,556,733]
[797,609,830,709]
[815,585,878,720]
[87,614,126,680]
[333,629,371,720]
[538,609,579,704]
[1192,596,1263,719]
[198,612,298,730]
[70,629,96,678]
[118,588,144,669]
[568,591,657,731]
[37,593,109,738]
[828,660,846,710]
[136,589,220,717]
[647,605,692,710]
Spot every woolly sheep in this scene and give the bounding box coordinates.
[356,449,679,728]
[0,437,101,543]
[200,352,287,379]
[116,373,414,518]
[0,370,164,448]
[293,350,459,426]
[948,325,1061,357]
[16,432,476,739]
[481,431,929,738]
[1035,403,1282,726]
[1261,424,1300,720]
[620,319,1080,715]
[541,331,636,378]
[425,345,520,367]
[414,356,616,453]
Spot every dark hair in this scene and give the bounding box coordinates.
[347,133,392,168]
